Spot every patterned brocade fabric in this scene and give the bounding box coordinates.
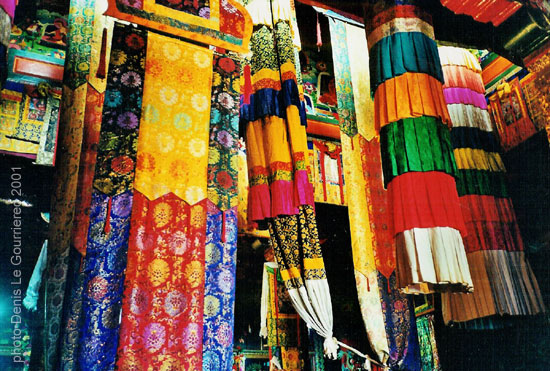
[134,31,213,203]
[77,23,147,370]
[268,205,326,291]
[116,194,208,370]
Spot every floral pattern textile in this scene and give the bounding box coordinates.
[93,23,147,197]
[46,83,88,370]
[265,264,299,347]
[36,95,61,165]
[268,205,327,291]
[78,190,135,371]
[64,0,96,89]
[208,53,241,211]
[155,0,210,18]
[415,314,441,371]
[71,86,105,255]
[328,17,357,137]
[134,31,213,203]
[202,202,238,371]
[58,247,86,371]
[116,193,207,370]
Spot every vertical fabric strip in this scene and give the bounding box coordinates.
[77,23,147,371]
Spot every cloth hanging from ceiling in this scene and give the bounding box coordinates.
[116,30,213,370]
[76,23,146,370]
[365,0,472,295]
[328,15,423,369]
[242,0,336,358]
[202,52,242,371]
[488,78,538,151]
[45,0,97,366]
[438,46,545,324]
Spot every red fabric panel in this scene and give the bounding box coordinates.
[117,192,207,370]
[71,85,104,256]
[388,171,466,235]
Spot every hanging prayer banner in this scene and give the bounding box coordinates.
[104,0,252,53]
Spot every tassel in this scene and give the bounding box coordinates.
[273,269,280,347]
[104,196,112,235]
[387,278,391,293]
[366,276,370,291]
[96,28,108,79]
[351,138,354,151]
[221,211,226,243]
[316,13,322,52]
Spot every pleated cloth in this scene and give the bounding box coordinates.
[242,0,336,360]
[367,1,472,294]
[438,46,545,324]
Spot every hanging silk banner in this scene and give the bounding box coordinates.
[77,23,147,370]
[45,0,97,367]
[202,52,241,371]
[116,31,213,369]
[241,0,336,357]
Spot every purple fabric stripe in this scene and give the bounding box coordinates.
[443,87,487,110]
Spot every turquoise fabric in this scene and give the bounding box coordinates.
[370,32,444,94]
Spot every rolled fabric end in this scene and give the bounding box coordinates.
[324,336,339,360]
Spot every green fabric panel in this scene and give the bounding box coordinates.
[380,116,458,186]
[455,169,509,198]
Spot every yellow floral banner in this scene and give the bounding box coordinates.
[135,32,213,203]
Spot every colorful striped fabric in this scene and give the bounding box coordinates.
[241,0,313,221]
[366,0,472,294]
[439,46,545,324]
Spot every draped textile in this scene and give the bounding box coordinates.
[415,314,441,371]
[116,194,208,370]
[115,30,214,370]
[202,204,238,371]
[71,85,105,256]
[438,46,545,324]
[45,0,98,366]
[77,24,147,370]
[328,17,357,137]
[328,15,421,368]
[202,52,241,371]
[365,1,472,294]
[242,0,336,357]
[58,247,86,371]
